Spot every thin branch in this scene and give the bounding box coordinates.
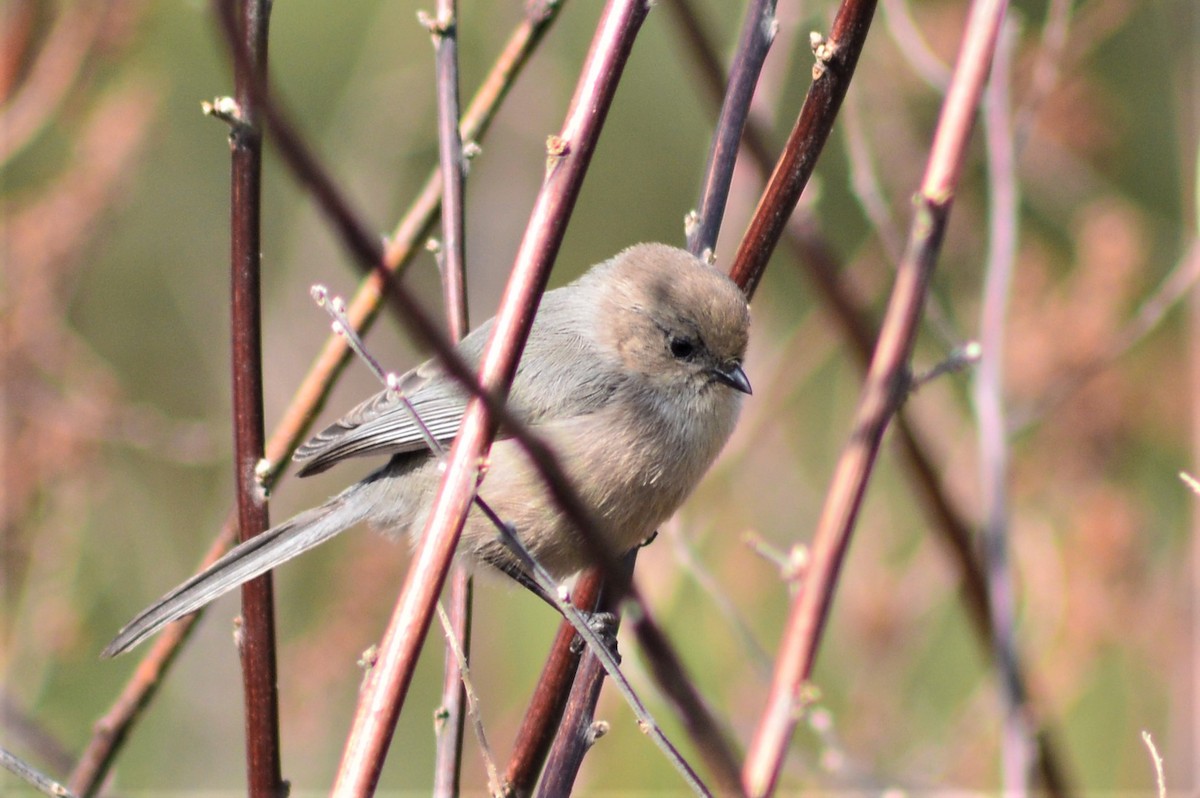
[502,571,604,797]
[534,561,629,796]
[686,0,778,260]
[224,1,284,794]
[670,0,1071,790]
[839,89,905,265]
[424,0,472,791]
[727,0,878,299]
[1,746,78,798]
[1012,0,1073,149]
[666,521,773,678]
[879,0,951,89]
[74,5,564,789]
[481,531,710,795]
[1,697,75,781]
[743,0,1011,793]
[435,604,500,795]
[522,0,782,786]
[974,21,1034,793]
[332,2,653,791]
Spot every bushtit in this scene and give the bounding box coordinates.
[103,243,751,657]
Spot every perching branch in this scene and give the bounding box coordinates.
[331,1,653,791]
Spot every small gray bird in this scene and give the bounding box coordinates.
[103,243,751,657]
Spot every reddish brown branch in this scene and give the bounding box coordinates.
[670,1,1070,789]
[534,561,629,795]
[728,0,878,299]
[502,571,604,796]
[742,0,1011,793]
[223,0,284,794]
[332,1,651,791]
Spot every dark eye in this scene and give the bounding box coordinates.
[669,336,697,360]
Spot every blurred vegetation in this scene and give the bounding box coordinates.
[2,0,1197,793]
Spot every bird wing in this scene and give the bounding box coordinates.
[292,285,619,477]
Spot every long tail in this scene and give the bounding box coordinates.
[102,479,376,658]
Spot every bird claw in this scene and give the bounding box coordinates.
[571,610,620,661]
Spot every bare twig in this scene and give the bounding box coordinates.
[502,571,604,796]
[435,604,500,795]
[1,746,77,798]
[1140,731,1166,798]
[879,0,950,89]
[667,523,773,677]
[1,697,75,781]
[974,20,1034,793]
[221,2,285,794]
[422,0,473,791]
[671,0,1070,790]
[686,0,779,260]
[332,2,653,791]
[534,559,629,796]
[743,0,1012,792]
[840,90,905,264]
[727,0,878,299]
[483,529,711,795]
[1012,0,1073,148]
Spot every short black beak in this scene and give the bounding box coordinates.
[713,362,752,395]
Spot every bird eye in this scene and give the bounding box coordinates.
[669,336,697,360]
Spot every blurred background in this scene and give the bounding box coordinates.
[2,0,1197,792]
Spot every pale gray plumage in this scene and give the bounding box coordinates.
[103,243,751,657]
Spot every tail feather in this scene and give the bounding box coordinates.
[102,484,373,658]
